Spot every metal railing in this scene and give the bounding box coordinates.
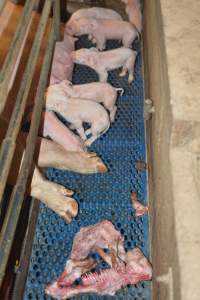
[0,0,62,290]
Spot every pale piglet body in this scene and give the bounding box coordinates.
[40,111,84,152]
[46,82,110,146]
[62,81,119,122]
[68,7,122,22]
[66,18,138,50]
[50,34,76,85]
[71,47,137,83]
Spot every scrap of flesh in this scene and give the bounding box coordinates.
[130,191,148,217]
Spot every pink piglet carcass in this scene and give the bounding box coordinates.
[65,18,139,50]
[71,47,137,83]
[60,81,123,122]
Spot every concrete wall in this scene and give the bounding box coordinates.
[143,0,200,299]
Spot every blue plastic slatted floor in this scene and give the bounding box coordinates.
[23,37,151,300]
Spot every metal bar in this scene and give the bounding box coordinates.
[0,22,55,287]
[11,199,40,300]
[0,0,35,113]
[0,0,7,15]
[8,14,34,94]
[53,0,61,40]
[0,0,52,211]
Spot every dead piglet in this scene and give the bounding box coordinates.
[66,18,139,50]
[71,47,137,83]
[61,81,121,122]
[46,83,110,146]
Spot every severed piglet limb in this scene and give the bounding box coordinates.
[40,111,85,152]
[36,137,107,174]
[31,167,78,223]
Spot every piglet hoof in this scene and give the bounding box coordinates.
[128,74,134,83]
[119,71,126,77]
[62,187,74,196]
[83,139,91,147]
[97,160,107,173]
[64,199,78,223]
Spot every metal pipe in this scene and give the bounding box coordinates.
[0,0,52,211]
[0,0,7,15]
[0,0,35,113]
[0,23,55,287]
[53,0,61,40]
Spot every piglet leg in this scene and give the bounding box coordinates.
[119,66,128,77]
[98,69,108,82]
[76,126,87,141]
[31,167,78,223]
[37,137,107,174]
[109,105,117,122]
[84,135,98,147]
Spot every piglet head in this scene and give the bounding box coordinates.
[65,20,78,36]
[70,48,98,67]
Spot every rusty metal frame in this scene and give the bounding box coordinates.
[0,0,61,290]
